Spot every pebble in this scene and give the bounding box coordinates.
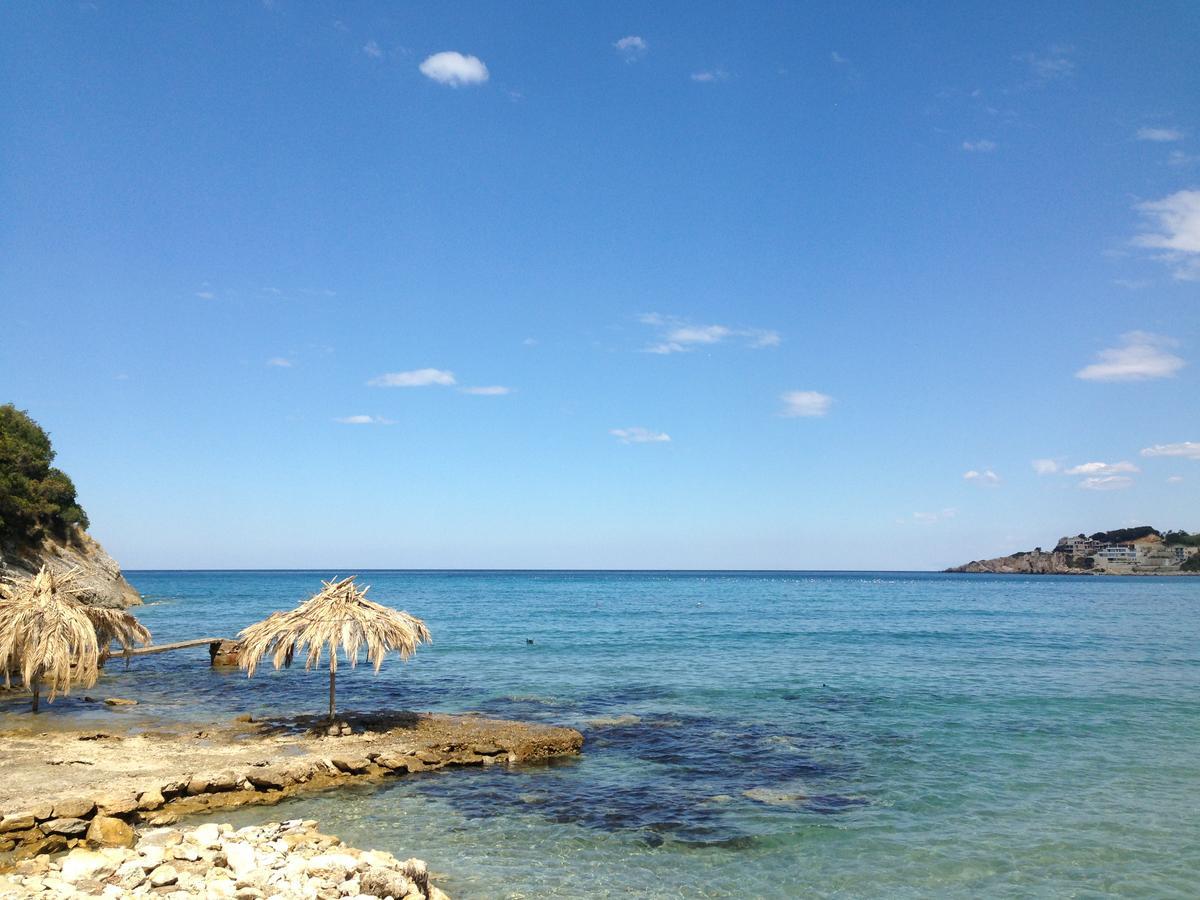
[3,820,446,898]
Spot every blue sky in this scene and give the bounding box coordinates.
[2,2,1197,570]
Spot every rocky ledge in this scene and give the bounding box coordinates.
[0,528,141,608]
[945,549,1086,575]
[0,712,583,860]
[0,819,450,899]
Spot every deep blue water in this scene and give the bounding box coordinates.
[4,571,1199,897]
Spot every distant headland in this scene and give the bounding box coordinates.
[947,526,1200,575]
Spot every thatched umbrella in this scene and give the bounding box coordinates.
[237,576,431,721]
[0,567,151,712]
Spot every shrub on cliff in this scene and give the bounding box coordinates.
[0,404,89,547]
[1183,555,1200,573]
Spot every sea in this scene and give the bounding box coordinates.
[5,570,1199,898]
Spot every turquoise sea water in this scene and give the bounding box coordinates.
[4,571,1199,898]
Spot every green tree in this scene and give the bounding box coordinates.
[0,405,89,546]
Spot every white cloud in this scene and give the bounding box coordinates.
[780,391,833,418]
[1134,190,1200,279]
[368,368,456,387]
[1016,47,1075,82]
[962,139,997,152]
[613,35,647,61]
[195,291,215,300]
[639,314,780,354]
[363,40,383,59]
[1075,331,1185,381]
[266,357,293,368]
[1079,475,1134,491]
[1168,150,1199,168]
[1032,458,1060,475]
[1141,441,1200,460]
[1167,475,1185,483]
[610,426,670,444]
[1065,461,1139,476]
[335,415,395,425]
[419,52,489,87]
[963,469,1001,485]
[909,508,957,525]
[691,69,729,83]
[522,337,538,347]
[831,51,849,65]
[460,385,512,396]
[1136,127,1182,142]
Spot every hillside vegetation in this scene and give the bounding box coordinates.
[0,404,89,549]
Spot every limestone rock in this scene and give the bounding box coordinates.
[42,817,90,836]
[0,527,141,608]
[52,797,96,819]
[0,813,36,833]
[148,863,179,886]
[86,816,135,848]
[137,788,166,811]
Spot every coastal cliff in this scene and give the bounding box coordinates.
[0,528,141,609]
[0,404,141,607]
[946,549,1084,575]
[947,526,1200,575]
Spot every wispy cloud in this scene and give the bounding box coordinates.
[1167,150,1199,168]
[1015,46,1075,83]
[1032,458,1060,475]
[1167,475,1185,483]
[266,357,293,368]
[831,51,850,65]
[195,290,215,300]
[1141,441,1200,460]
[368,368,456,387]
[691,69,729,83]
[1133,189,1200,279]
[1075,331,1185,381]
[610,426,670,444]
[460,385,512,396]
[779,391,833,418]
[962,139,996,152]
[900,508,958,525]
[1064,461,1139,476]
[419,52,489,87]
[638,313,780,354]
[963,469,1001,486]
[1079,475,1133,491]
[613,35,648,62]
[335,415,395,425]
[1136,127,1182,142]
[363,40,383,59]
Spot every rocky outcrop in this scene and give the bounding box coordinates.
[0,819,451,899]
[946,549,1088,575]
[0,713,584,859]
[0,527,140,608]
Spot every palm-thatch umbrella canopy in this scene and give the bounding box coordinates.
[0,566,151,712]
[237,576,431,722]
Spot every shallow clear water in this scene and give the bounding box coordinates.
[5,571,1199,898]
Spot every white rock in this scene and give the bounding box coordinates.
[139,845,166,869]
[148,863,179,887]
[60,848,119,883]
[305,852,361,878]
[194,822,222,848]
[223,841,256,878]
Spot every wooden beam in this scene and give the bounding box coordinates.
[105,638,228,658]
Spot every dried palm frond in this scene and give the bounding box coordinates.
[0,566,151,711]
[238,575,431,720]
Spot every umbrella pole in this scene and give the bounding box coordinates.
[31,679,40,714]
[328,660,336,722]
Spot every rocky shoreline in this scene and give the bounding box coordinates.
[0,818,450,899]
[0,528,141,609]
[0,710,583,892]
